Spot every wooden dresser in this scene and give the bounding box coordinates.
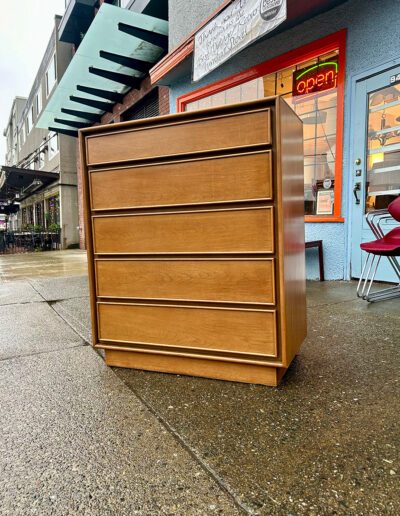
[79,97,306,386]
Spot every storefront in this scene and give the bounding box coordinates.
[152,0,400,280]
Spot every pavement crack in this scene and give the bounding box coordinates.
[0,342,88,362]
[113,372,253,515]
[27,280,92,346]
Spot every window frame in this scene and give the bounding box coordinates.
[48,131,59,160]
[176,29,347,223]
[46,53,57,97]
[36,85,42,116]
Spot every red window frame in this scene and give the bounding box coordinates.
[177,29,347,223]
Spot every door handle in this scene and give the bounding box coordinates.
[353,182,361,204]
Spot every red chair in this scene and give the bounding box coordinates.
[357,196,400,302]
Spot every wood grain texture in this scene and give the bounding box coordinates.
[104,349,285,386]
[89,151,273,211]
[80,97,306,386]
[98,302,278,357]
[86,108,271,165]
[275,97,307,367]
[78,130,98,345]
[95,259,275,304]
[92,207,274,255]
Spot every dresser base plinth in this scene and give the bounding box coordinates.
[104,349,287,386]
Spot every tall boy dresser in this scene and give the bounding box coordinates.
[79,96,306,386]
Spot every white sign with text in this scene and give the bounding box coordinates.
[193,0,287,82]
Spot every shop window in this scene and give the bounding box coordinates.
[23,205,34,226]
[35,201,44,227]
[46,54,57,97]
[48,132,59,160]
[21,207,27,226]
[179,31,346,221]
[46,195,60,226]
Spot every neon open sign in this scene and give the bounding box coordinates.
[293,59,338,96]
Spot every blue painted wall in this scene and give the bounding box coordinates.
[166,0,400,279]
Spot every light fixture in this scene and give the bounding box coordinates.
[22,179,43,195]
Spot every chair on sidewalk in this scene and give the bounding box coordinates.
[357,197,400,302]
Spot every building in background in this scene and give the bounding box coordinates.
[37,0,170,249]
[1,15,79,248]
[150,0,400,281]
[1,97,27,229]
[3,97,27,167]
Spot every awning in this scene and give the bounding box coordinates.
[0,166,59,205]
[37,3,168,136]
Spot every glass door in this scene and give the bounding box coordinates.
[351,66,400,280]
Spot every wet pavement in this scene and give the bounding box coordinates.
[0,249,88,282]
[0,253,399,515]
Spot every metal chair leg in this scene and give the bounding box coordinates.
[358,252,400,302]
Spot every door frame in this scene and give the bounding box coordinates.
[345,57,400,280]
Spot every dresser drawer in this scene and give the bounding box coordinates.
[95,258,275,304]
[92,207,274,255]
[98,303,278,357]
[86,109,271,165]
[89,151,273,211]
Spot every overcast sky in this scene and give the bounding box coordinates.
[0,0,66,162]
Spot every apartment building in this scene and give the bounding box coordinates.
[37,0,169,248]
[2,15,79,247]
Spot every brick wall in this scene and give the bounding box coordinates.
[78,82,170,249]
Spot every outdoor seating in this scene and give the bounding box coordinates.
[357,197,400,302]
[0,228,61,254]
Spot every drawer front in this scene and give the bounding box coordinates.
[86,109,271,165]
[98,303,278,357]
[89,151,273,211]
[96,259,275,304]
[92,207,274,254]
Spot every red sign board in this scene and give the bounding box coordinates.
[293,59,338,96]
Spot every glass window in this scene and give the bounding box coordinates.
[39,144,45,169]
[365,83,400,212]
[46,54,57,96]
[25,205,34,226]
[21,207,27,227]
[184,50,340,217]
[48,132,59,159]
[46,195,60,225]
[35,201,44,227]
[28,106,34,133]
[36,86,42,116]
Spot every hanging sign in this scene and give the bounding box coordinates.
[293,58,338,97]
[193,0,287,82]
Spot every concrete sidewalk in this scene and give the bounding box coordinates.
[0,270,399,514]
